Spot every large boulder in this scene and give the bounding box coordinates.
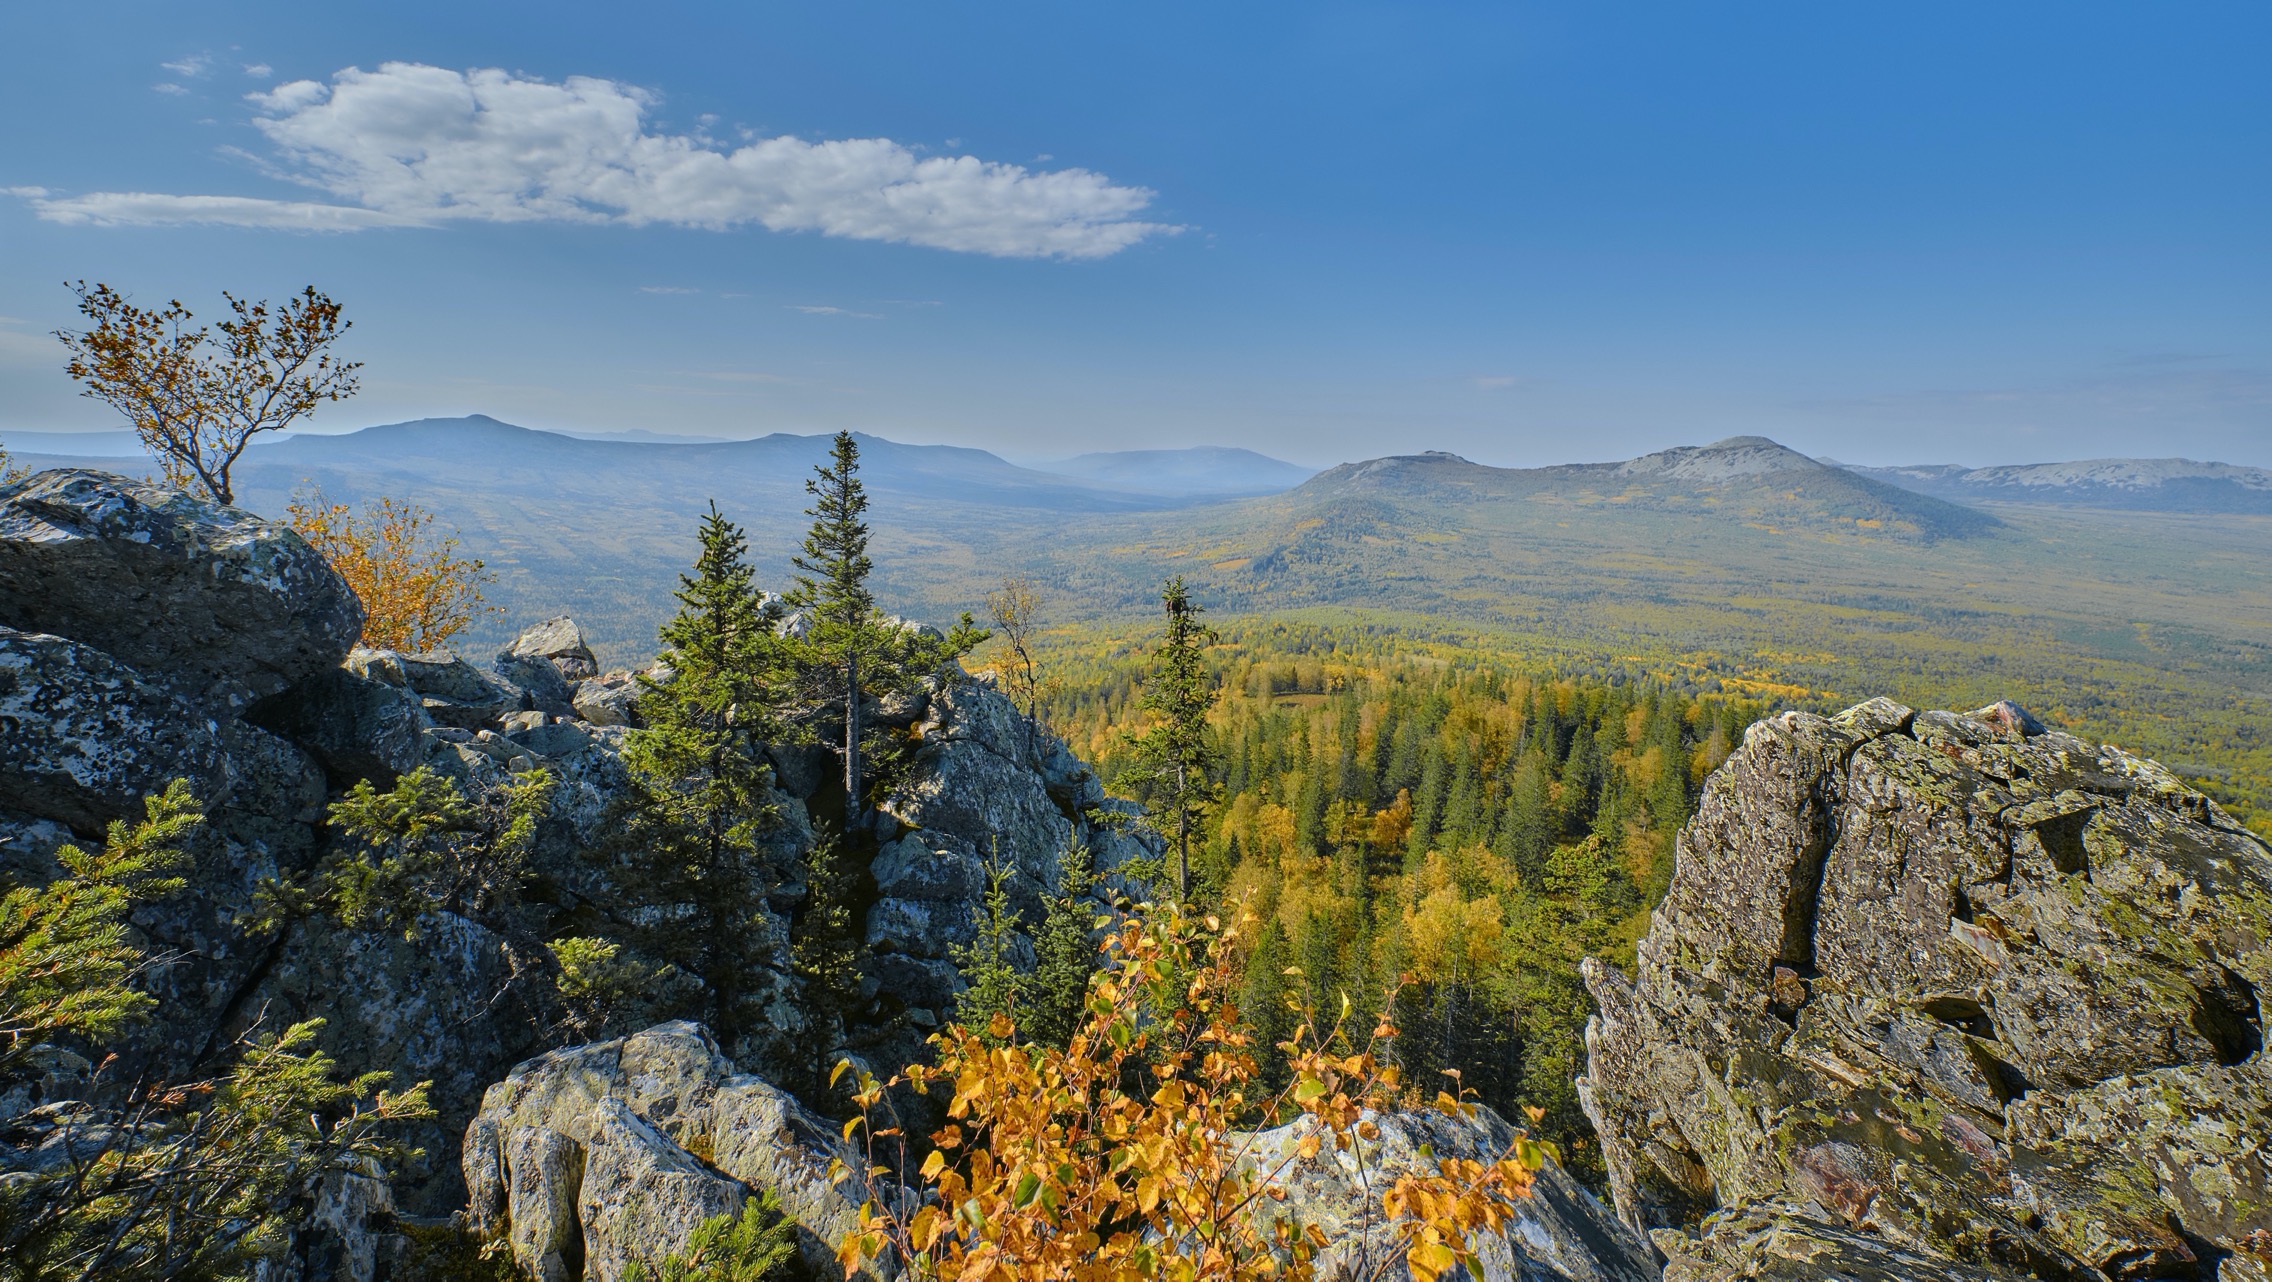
[573,671,643,727]
[462,1022,894,1281]
[0,625,324,830]
[507,616,600,682]
[0,469,363,709]
[1238,1107,1657,1282]
[1579,698,2272,1279]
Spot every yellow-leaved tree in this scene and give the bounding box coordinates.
[838,900,1548,1282]
[286,492,497,652]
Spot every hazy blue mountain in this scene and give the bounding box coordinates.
[1037,446,1315,496]
[0,429,151,458]
[1836,456,2272,514]
[1295,435,1998,540]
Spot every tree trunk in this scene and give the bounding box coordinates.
[844,648,862,830]
[1175,760,1190,900]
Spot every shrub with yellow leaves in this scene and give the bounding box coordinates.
[286,491,497,651]
[836,900,1547,1282]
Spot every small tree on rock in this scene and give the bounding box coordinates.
[0,783,433,1282]
[985,575,1049,760]
[55,282,360,506]
[787,432,984,829]
[615,503,792,1051]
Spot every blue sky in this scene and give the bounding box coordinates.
[2,2,2266,468]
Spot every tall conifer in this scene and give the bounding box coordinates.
[789,433,881,829]
[1123,577,1221,899]
[788,431,985,828]
[618,503,787,1050]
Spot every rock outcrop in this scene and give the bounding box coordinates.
[463,1022,892,1282]
[1580,698,2272,1280]
[0,469,363,709]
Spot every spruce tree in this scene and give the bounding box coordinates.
[1122,577,1221,899]
[618,503,789,1051]
[788,835,864,1094]
[789,433,880,829]
[787,431,986,829]
[951,853,1026,1044]
[1024,841,1098,1049]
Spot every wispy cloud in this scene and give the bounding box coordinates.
[28,192,419,230]
[152,83,190,96]
[20,62,1178,258]
[161,55,212,78]
[243,63,273,79]
[639,285,699,295]
[791,304,882,318]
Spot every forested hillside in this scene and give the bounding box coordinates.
[1024,619,1767,1183]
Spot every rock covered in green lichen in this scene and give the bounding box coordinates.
[1581,697,2272,1279]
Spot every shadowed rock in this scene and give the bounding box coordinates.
[0,469,363,709]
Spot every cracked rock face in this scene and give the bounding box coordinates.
[462,1022,896,1282]
[0,469,363,709]
[1579,698,2272,1280]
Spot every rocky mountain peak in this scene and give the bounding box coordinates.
[1613,435,1820,483]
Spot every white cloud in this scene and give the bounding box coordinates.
[21,62,1177,258]
[639,285,699,294]
[28,192,423,230]
[162,55,212,77]
[244,63,274,79]
[152,82,189,96]
[1,186,49,199]
[791,305,881,318]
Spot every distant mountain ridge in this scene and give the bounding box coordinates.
[1837,455,2272,514]
[1295,435,1998,541]
[5,415,1315,506]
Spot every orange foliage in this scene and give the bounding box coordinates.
[287,493,496,651]
[838,901,1546,1282]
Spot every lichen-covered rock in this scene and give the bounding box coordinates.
[0,625,324,830]
[573,670,642,726]
[1238,1107,1657,1282]
[1580,698,2272,1279]
[0,469,362,709]
[1654,1203,2026,1281]
[508,616,600,683]
[399,651,524,728]
[496,650,579,719]
[247,667,429,785]
[463,1022,893,1280]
